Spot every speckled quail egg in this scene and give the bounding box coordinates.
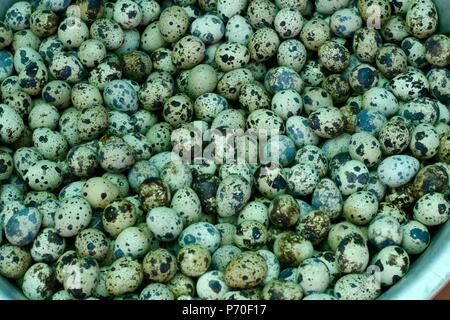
[349,64,378,93]
[377,155,420,188]
[400,220,430,255]
[196,270,229,299]
[238,82,270,113]
[81,177,120,210]
[214,42,250,72]
[0,21,13,49]
[273,232,314,267]
[106,257,143,296]
[4,1,32,31]
[268,194,299,230]
[343,191,379,226]
[278,267,299,283]
[296,210,330,245]
[372,245,410,286]
[297,258,330,295]
[362,87,399,117]
[0,244,32,279]
[177,243,211,277]
[412,164,449,198]
[224,14,252,45]
[262,280,304,300]
[233,220,268,250]
[381,16,409,43]
[363,171,386,200]
[318,41,350,73]
[285,115,320,148]
[409,123,440,159]
[62,256,99,299]
[277,40,307,75]
[75,228,110,261]
[140,21,167,52]
[214,223,235,246]
[257,249,280,285]
[146,207,183,242]
[216,68,254,101]
[160,161,192,193]
[264,66,303,95]
[390,69,429,102]
[113,225,153,259]
[190,14,224,44]
[224,251,268,289]
[378,119,410,156]
[97,137,135,173]
[274,8,303,40]
[287,163,320,197]
[39,80,72,108]
[22,262,56,300]
[311,178,343,221]
[427,68,450,104]
[352,27,382,64]
[406,0,438,39]
[186,64,218,98]
[216,175,251,218]
[216,0,247,21]
[401,36,428,69]
[4,207,42,247]
[335,233,369,273]
[142,248,177,282]
[192,93,227,123]
[57,16,89,50]
[178,222,221,253]
[399,97,439,125]
[166,272,195,298]
[49,52,87,84]
[103,80,138,113]
[89,18,124,50]
[170,187,201,226]
[31,227,66,263]
[55,196,92,238]
[140,283,174,300]
[158,5,189,43]
[113,0,143,30]
[300,18,330,51]
[376,44,407,79]
[334,159,369,195]
[172,35,205,70]
[248,28,280,63]
[330,7,362,38]
[413,192,450,226]
[322,74,352,105]
[308,106,344,139]
[348,132,382,168]
[368,215,403,250]
[333,272,380,300]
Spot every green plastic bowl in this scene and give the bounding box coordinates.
[0,0,449,300]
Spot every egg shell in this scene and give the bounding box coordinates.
[5,207,42,246]
[377,155,420,188]
[224,251,268,289]
[106,257,143,296]
[297,258,330,295]
[146,207,183,242]
[22,263,56,300]
[368,215,403,250]
[335,233,369,273]
[55,196,92,237]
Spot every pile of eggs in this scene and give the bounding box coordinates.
[0,0,449,300]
